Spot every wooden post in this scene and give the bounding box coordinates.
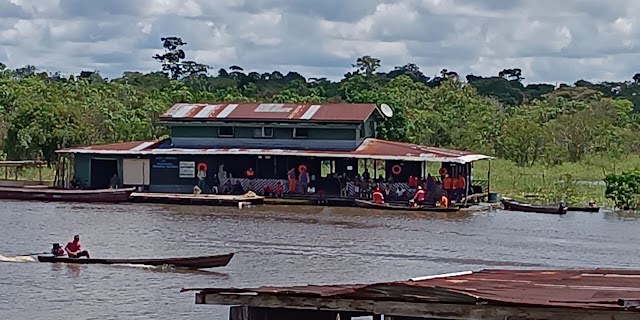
[487,159,491,196]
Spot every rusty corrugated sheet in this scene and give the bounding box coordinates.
[56,138,491,164]
[159,103,379,122]
[183,269,640,311]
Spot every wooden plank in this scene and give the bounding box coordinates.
[196,293,639,320]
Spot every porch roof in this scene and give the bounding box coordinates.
[56,138,493,164]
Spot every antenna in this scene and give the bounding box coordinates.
[379,103,394,118]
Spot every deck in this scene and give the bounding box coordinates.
[183,268,640,320]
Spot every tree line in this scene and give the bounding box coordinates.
[1,36,639,168]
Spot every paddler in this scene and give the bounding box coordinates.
[65,235,90,259]
[51,243,65,257]
[372,186,385,204]
[411,186,426,207]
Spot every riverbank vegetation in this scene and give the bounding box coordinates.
[2,37,640,207]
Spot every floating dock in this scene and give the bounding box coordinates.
[129,192,264,206]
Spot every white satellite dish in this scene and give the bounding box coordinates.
[379,103,394,118]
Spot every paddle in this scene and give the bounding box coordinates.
[14,251,48,256]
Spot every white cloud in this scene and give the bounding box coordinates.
[1,0,640,83]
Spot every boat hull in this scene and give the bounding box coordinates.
[501,198,567,215]
[36,253,234,269]
[567,206,600,212]
[0,187,135,203]
[354,199,460,212]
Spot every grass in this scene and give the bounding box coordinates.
[0,166,56,182]
[472,155,640,207]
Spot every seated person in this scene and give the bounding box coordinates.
[51,243,65,257]
[372,187,385,204]
[263,185,273,197]
[274,182,284,198]
[65,235,90,259]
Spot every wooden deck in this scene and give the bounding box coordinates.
[129,192,265,206]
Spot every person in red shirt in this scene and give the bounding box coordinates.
[372,186,385,204]
[274,181,284,198]
[411,186,426,207]
[65,235,90,259]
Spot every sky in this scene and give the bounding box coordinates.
[1,0,639,84]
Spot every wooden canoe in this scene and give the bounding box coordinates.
[501,198,567,215]
[567,206,600,212]
[354,199,460,212]
[36,253,234,269]
[0,186,135,203]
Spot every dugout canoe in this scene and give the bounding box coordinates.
[0,186,135,203]
[36,253,234,269]
[354,199,460,212]
[501,198,568,215]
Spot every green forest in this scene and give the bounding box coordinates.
[1,37,640,206]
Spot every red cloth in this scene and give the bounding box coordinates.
[408,176,418,188]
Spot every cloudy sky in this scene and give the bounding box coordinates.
[1,0,639,84]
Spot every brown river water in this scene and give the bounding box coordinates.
[0,201,638,320]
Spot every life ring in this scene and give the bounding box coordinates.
[197,163,208,171]
[298,165,307,172]
[439,167,447,176]
[392,165,402,175]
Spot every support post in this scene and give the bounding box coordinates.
[487,159,491,197]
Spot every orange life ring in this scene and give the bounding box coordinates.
[392,165,402,175]
[197,163,208,171]
[439,167,447,176]
[298,165,307,172]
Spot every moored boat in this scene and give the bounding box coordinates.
[567,205,600,212]
[501,198,567,215]
[0,186,135,203]
[36,253,234,269]
[354,199,460,212]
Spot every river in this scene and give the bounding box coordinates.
[0,201,638,320]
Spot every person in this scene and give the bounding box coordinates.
[372,186,385,204]
[51,243,65,257]
[299,168,310,194]
[411,186,426,207]
[109,174,119,189]
[439,193,450,208]
[274,181,284,198]
[65,235,90,259]
[287,168,297,193]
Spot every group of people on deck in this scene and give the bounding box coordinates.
[371,171,467,208]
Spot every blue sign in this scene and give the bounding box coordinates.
[152,157,179,169]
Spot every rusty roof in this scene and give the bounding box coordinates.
[158,103,380,123]
[56,138,492,164]
[182,269,640,311]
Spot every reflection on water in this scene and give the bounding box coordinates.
[0,201,639,320]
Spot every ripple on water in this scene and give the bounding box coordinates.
[0,201,639,320]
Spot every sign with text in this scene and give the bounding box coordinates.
[179,161,196,178]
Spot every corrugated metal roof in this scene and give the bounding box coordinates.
[159,103,380,122]
[182,269,640,311]
[56,138,493,164]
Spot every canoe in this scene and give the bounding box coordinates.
[567,206,600,212]
[501,198,567,215]
[36,253,234,269]
[0,186,135,203]
[354,199,460,212]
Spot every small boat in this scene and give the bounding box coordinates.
[129,191,264,206]
[501,198,567,215]
[354,199,460,212]
[0,186,135,203]
[36,253,234,269]
[567,205,600,212]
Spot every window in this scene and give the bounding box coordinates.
[253,127,274,138]
[218,127,234,137]
[293,128,309,138]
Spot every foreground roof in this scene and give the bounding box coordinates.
[56,138,492,164]
[159,103,380,123]
[182,268,640,312]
